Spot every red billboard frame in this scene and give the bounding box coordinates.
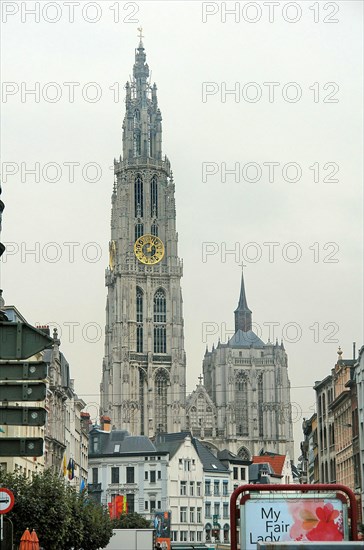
[229,483,359,550]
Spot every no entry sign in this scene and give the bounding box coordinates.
[0,488,14,514]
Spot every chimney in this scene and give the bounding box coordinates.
[100,415,111,432]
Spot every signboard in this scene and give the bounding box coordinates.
[241,494,347,549]
[154,511,171,550]
[0,322,53,360]
[0,489,14,515]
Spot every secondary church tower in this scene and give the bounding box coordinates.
[100,36,186,436]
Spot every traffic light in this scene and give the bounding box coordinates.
[0,361,48,381]
[0,438,44,457]
[0,184,4,259]
[0,382,46,401]
[0,365,48,454]
[0,406,47,426]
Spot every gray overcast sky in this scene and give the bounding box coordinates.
[1,1,363,455]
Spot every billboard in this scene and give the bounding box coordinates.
[241,494,347,549]
[154,511,171,550]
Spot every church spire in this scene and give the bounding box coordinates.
[234,268,252,333]
[122,30,163,161]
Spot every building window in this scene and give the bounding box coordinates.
[180,507,187,522]
[135,222,144,241]
[236,374,249,436]
[223,481,228,496]
[197,507,202,523]
[197,482,202,496]
[158,470,161,480]
[150,175,158,217]
[92,468,98,484]
[154,289,166,354]
[154,327,166,355]
[190,531,195,541]
[126,493,135,513]
[233,467,238,480]
[155,369,168,434]
[214,481,220,496]
[214,503,220,517]
[258,376,264,437]
[151,222,158,237]
[145,501,148,510]
[223,503,229,519]
[157,501,161,509]
[154,289,166,323]
[190,507,195,523]
[197,531,202,542]
[136,287,143,352]
[134,174,143,217]
[240,467,246,480]
[171,532,178,542]
[126,467,134,484]
[111,467,119,484]
[205,503,211,518]
[190,481,194,496]
[150,470,156,483]
[145,471,148,480]
[184,460,191,472]
[180,481,187,496]
[205,480,211,496]
[180,531,187,542]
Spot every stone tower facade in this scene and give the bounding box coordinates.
[187,271,294,459]
[100,39,186,437]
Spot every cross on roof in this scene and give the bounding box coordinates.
[137,27,144,41]
[198,374,203,384]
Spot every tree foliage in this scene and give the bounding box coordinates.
[0,469,112,550]
[111,512,152,529]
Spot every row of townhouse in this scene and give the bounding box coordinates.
[299,345,364,523]
[87,426,250,545]
[0,302,89,485]
[88,423,294,545]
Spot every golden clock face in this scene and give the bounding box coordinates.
[134,234,165,265]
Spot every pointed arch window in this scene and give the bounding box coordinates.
[139,368,145,435]
[154,289,166,323]
[136,287,143,352]
[236,374,249,436]
[155,370,168,433]
[154,289,166,353]
[258,376,264,437]
[134,174,143,217]
[135,223,144,241]
[150,175,158,217]
[151,223,158,237]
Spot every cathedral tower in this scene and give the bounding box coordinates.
[100,37,186,437]
[187,270,294,460]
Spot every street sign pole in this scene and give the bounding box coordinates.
[0,488,15,542]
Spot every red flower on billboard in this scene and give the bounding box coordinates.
[289,500,343,542]
[306,503,343,541]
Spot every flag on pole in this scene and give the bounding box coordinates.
[63,455,67,476]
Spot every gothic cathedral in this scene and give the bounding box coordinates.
[100,38,294,459]
[100,38,186,437]
[186,271,294,459]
